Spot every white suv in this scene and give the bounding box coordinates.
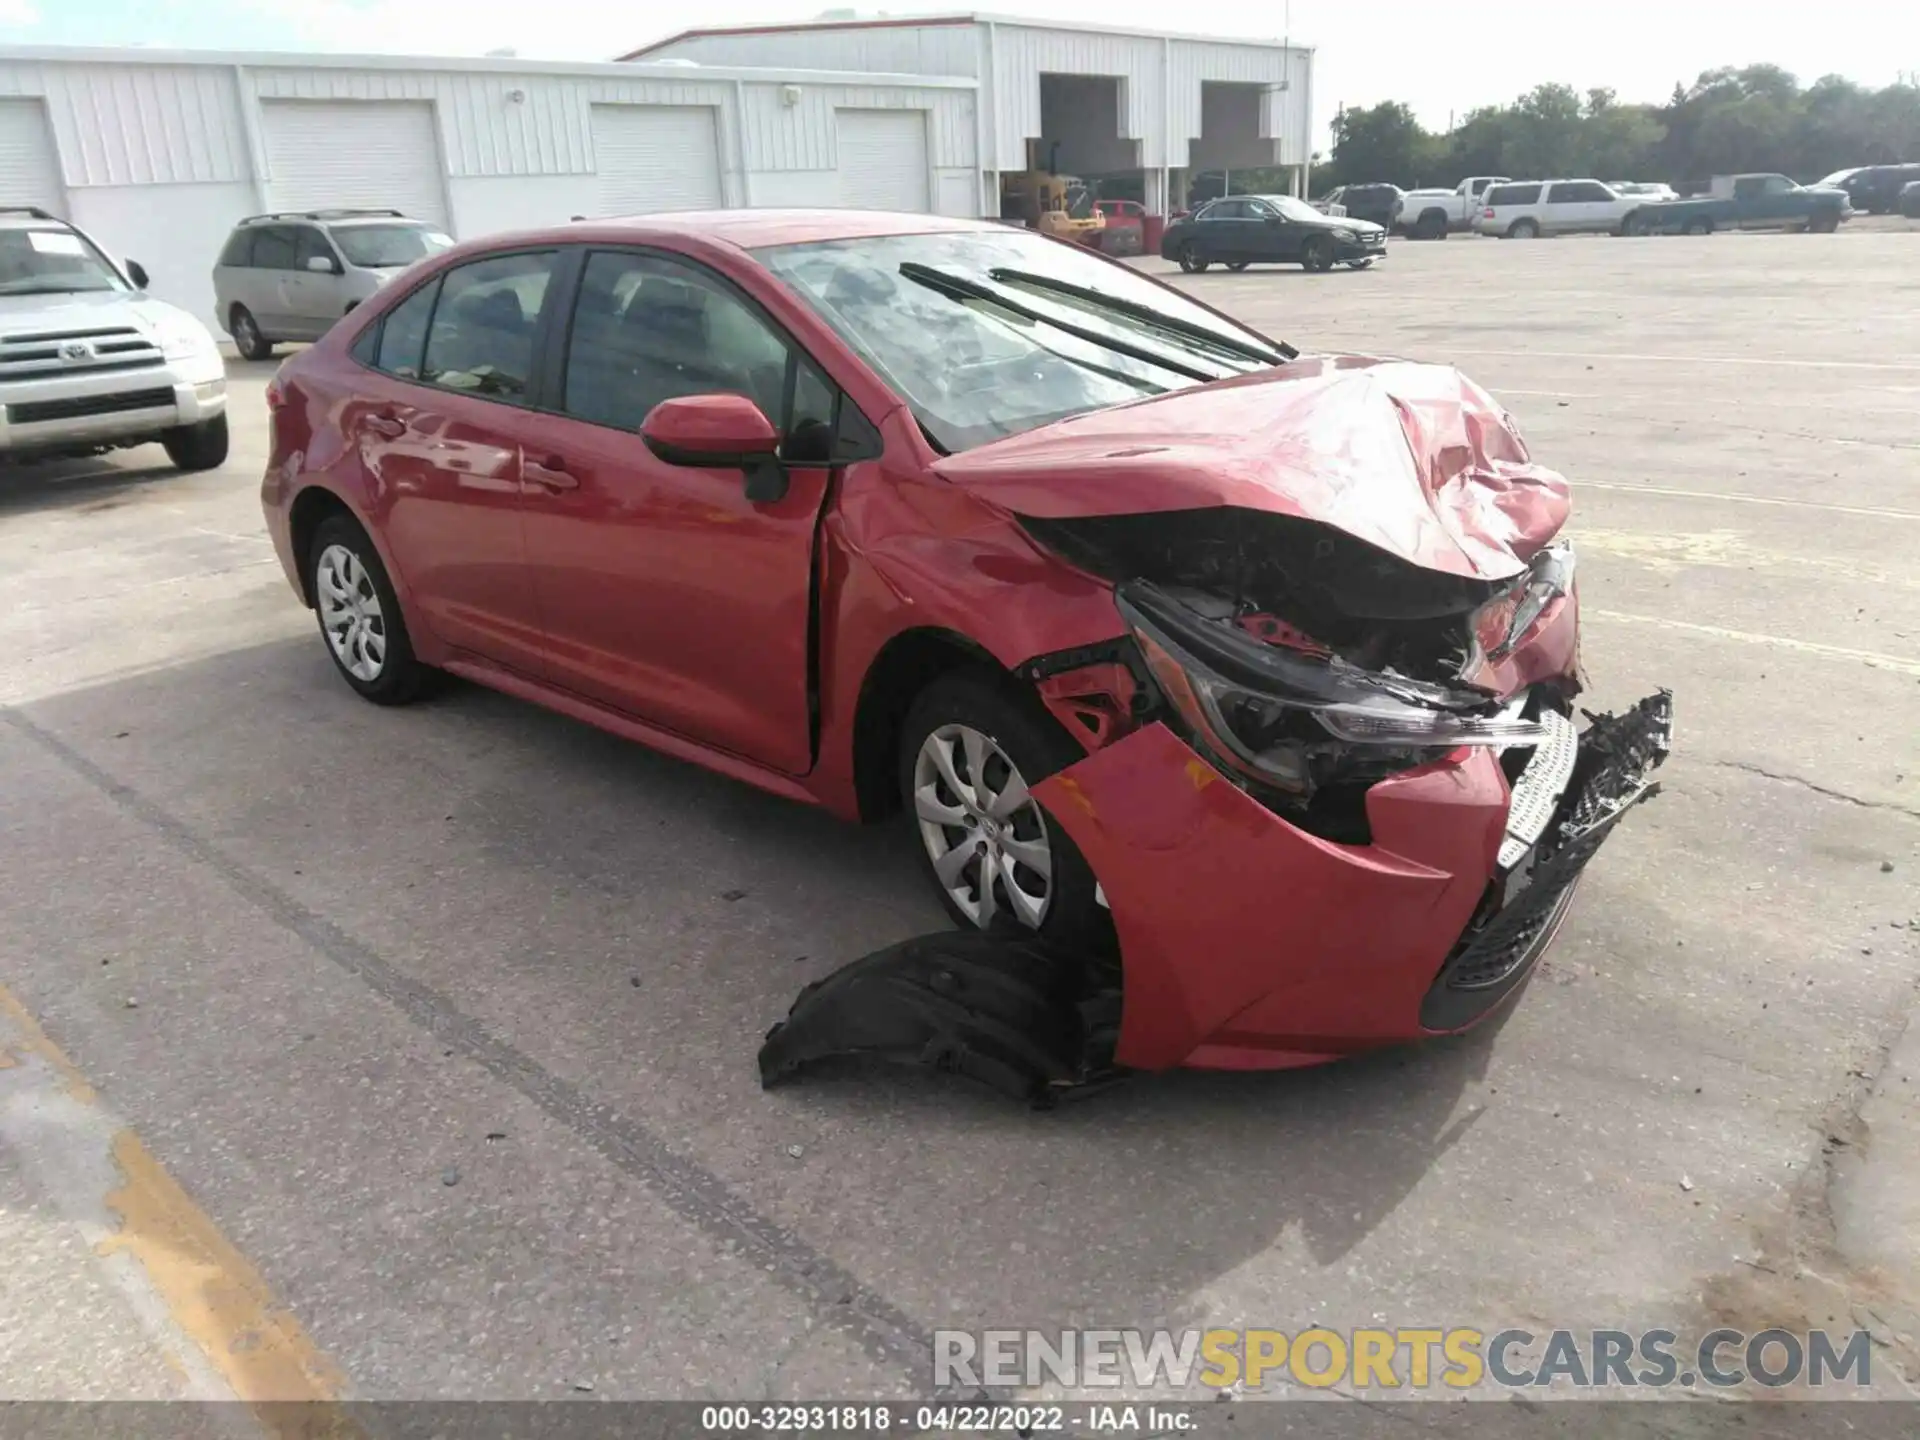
[1477,179,1638,239]
[0,207,228,470]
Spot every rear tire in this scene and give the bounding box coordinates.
[1415,210,1448,240]
[898,668,1112,955]
[1683,217,1713,236]
[160,413,229,472]
[230,305,274,361]
[1177,241,1211,273]
[1809,212,1840,234]
[1507,218,1539,239]
[1225,261,1250,272]
[306,514,434,706]
[1301,236,1334,272]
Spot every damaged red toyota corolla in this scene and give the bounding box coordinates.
[261,211,1671,1097]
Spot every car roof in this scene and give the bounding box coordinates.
[577,209,999,247]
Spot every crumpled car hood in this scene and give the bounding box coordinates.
[931,355,1571,582]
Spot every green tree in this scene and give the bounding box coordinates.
[1328,101,1435,186]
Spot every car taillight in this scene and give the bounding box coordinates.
[1483,207,1495,218]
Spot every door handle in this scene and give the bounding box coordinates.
[523,457,579,492]
[363,413,406,439]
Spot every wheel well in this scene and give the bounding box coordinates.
[288,488,354,607]
[851,628,996,822]
[1420,206,1448,226]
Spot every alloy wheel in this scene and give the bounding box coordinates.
[315,543,388,682]
[912,723,1053,930]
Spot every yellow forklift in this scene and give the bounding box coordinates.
[999,146,1106,246]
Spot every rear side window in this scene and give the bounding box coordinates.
[373,281,439,378]
[1488,184,1542,206]
[219,230,254,266]
[419,251,558,401]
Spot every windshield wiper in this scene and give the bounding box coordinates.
[898,262,1218,384]
[986,267,1295,365]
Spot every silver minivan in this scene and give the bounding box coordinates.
[212,210,453,359]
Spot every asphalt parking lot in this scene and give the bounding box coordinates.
[2,223,1918,1418]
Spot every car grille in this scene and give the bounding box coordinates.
[0,325,164,380]
[7,386,177,426]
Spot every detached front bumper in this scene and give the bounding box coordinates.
[1033,691,1673,1071]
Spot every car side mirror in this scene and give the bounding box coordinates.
[307,254,341,274]
[126,260,149,289]
[641,394,787,502]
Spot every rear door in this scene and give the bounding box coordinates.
[246,224,301,334]
[351,249,563,679]
[1196,199,1256,260]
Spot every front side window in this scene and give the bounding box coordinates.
[293,227,334,271]
[757,227,1286,452]
[0,226,130,296]
[419,251,557,400]
[1261,196,1323,223]
[561,251,793,433]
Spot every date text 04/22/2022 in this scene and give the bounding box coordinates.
[696,1403,1196,1432]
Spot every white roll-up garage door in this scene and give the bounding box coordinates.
[0,100,64,215]
[261,101,449,230]
[834,110,930,212]
[592,105,723,215]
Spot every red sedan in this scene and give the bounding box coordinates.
[262,210,1669,1080]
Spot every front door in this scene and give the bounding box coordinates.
[1243,198,1299,261]
[513,247,845,776]
[352,248,561,679]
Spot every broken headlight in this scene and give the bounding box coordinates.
[1118,580,1549,795]
[1467,541,1576,669]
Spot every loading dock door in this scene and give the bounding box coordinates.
[261,101,450,230]
[591,105,724,215]
[0,100,64,215]
[835,110,930,212]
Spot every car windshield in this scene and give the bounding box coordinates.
[332,224,454,269]
[0,227,127,295]
[756,228,1285,452]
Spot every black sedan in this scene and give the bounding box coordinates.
[1160,194,1388,273]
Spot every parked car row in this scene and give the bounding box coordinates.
[1473,173,1850,238]
[1817,163,1920,215]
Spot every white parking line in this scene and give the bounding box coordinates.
[1590,610,1920,677]
[1577,481,1920,521]
[1452,348,1920,372]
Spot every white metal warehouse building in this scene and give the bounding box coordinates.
[0,22,1310,329]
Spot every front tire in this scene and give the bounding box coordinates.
[1225,260,1250,272]
[1684,217,1713,236]
[230,305,274,361]
[161,413,229,472]
[1177,241,1210,273]
[899,669,1110,952]
[306,514,433,706]
[1301,236,1334,272]
[1346,258,1375,269]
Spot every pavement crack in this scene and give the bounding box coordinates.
[1705,759,1920,821]
[0,704,946,1392]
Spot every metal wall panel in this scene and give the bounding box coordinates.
[641,26,980,78]
[0,59,250,184]
[737,83,973,172]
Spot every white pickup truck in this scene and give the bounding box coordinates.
[1395,176,1510,238]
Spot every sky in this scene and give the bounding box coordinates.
[2,0,1915,152]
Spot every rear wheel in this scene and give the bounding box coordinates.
[161,413,229,472]
[1177,241,1211,273]
[306,514,433,706]
[899,669,1110,953]
[1621,211,1646,236]
[1507,218,1540,239]
[1809,212,1841,233]
[1415,210,1448,240]
[1683,217,1713,236]
[1301,236,1334,272]
[1225,260,1250,272]
[229,305,274,361]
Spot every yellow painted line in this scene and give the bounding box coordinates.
[0,982,362,1438]
[1589,610,1920,677]
[0,982,98,1104]
[1579,480,1920,521]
